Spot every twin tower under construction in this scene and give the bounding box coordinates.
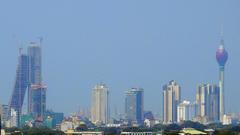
[9,42,47,127]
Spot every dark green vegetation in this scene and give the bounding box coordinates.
[4,126,64,135]
[3,122,240,135]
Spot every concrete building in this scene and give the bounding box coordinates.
[196,84,220,123]
[10,108,17,127]
[121,132,153,135]
[1,129,6,135]
[125,88,144,125]
[177,100,190,122]
[0,104,9,127]
[91,83,109,125]
[65,130,103,135]
[163,80,181,124]
[222,114,232,125]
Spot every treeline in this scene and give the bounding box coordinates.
[4,126,64,135]
[3,121,240,135]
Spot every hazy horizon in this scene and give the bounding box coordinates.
[0,0,240,115]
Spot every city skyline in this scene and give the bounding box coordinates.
[0,0,240,115]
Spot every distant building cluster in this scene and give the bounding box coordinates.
[0,42,64,129]
[162,39,230,125]
[0,37,239,133]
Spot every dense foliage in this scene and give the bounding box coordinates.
[4,126,64,135]
[3,122,240,135]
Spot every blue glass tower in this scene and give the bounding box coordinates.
[31,84,47,119]
[125,88,144,125]
[27,43,42,114]
[9,50,29,127]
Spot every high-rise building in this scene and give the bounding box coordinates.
[216,38,228,122]
[31,84,47,119]
[27,43,42,114]
[189,101,198,121]
[163,80,181,124]
[125,88,144,125]
[9,42,46,127]
[9,50,29,127]
[196,84,220,123]
[177,100,190,123]
[91,83,109,125]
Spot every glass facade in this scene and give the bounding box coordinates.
[9,54,29,127]
[125,88,144,125]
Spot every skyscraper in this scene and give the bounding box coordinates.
[196,84,220,123]
[31,84,47,119]
[163,80,181,124]
[91,83,109,125]
[125,88,144,125]
[216,38,228,122]
[9,50,29,127]
[27,43,42,114]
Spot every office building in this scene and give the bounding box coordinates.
[91,83,109,125]
[196,84,220,123]
[9,50,29,127]
[163,80,181,124]
[31,84,47,119]
[27,43,42,114]
[125,88,144,125]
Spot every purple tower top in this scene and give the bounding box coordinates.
[216,40,228,67]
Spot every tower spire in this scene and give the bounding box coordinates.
[19,47,23,55]
[220,25,224,46]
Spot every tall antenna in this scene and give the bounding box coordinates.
[220,24,224,45]
[12,34,24,54]
[19,47,23,55]
[38,37,43,46]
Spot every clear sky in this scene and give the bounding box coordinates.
[0,0,239,115]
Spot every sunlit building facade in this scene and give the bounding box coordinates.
[91,83,109,125]
[163,80,181,124]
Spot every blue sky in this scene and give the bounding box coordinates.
[0,0,239,115]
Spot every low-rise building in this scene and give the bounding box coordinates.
[121,132,153,135]
[1,129,6,135]
[179,128,206,135]
[65,130,103,135]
